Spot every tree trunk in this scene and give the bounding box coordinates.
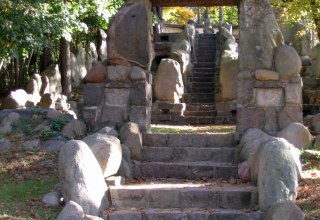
[9,59,14,87]
[310,0,320,40]
[40,47,52,73]
[59,37,72,98]
[19,58,25,86]
[0,59,3,73]
[14,58,19,87]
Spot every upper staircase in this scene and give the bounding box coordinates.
[103,132,260,219]
[152,33,221,125]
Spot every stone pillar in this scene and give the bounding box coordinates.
[237,0,303,136]
[83,0,153,133]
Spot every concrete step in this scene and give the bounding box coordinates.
[109,180,257,209]
[189,77,214,82]
[142,147,235,163]
[184,116,216,125]
[104,208,261,220]
[185,104,215,112]
[189,87,215,93]
[193,69,218,74]
[197,58,215,62]
[143,133,236,148]
[184,110,216,117]
[192,82,215,88]
[191,97,215,104]
[194,62,216,68]
[132,161,238,179]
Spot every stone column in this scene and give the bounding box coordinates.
[83,0,153,133]
[237,0,302,136]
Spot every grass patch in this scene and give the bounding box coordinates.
[0,142,61,219]
[0,177,58,203]
[151,124,236,134]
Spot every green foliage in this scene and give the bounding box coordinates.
[12,117,43,136]
[50,117,70,132]
[210,6,238,25]
[0,0,124,65]
[41,130,60,139]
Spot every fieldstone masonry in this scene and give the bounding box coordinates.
[237,0,303,135]
[83,0,153,133]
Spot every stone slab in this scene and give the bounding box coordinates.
[83,83,104,107]
[256,88,284,107]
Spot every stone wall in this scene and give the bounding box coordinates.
[83,67,152,133]
[237,0,303,136]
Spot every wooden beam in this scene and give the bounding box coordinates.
[150,0,239,7]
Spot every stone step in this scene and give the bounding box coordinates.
[197,58,215,62]
[192,73,215,79]
[189,77,214,83]
[142,147,235,163]
[104,208,261,220]
[196,52,217,56]
[192,82,215,88]
[194,62,216,68]
[143,133,236,148]
[191,97,215,103]
[193,68,218,73]
[184,110,216,117]
[109,180,257,209]
[183,116,216,125]
[189,87,215,93]
[189,101,215,105]
[132,161,238,180]
[185,104,215,112]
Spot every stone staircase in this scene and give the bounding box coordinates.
[103,133,260,219]
[152,33,221,125]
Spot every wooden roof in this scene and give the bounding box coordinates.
[150,0,239,7]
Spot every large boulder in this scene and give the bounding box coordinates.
[277,122,312,149]
[106,65,130,82]
[117,158,132,179]
[120,122,143,161]
[239,0,283,70]
[42,64,62,94]
[220,51,239,101]
[171,39,191,54]
[85,42,98,71]
[154,58,184,103]
[258,139,300,211]
[311,44,320,78]
[26,79,40,95]
[238,128,273,162]
[98,29,108,61]
[59,140,108,215]
[2,89,29,109]
[38,93,55,109]
[57,200,84,220]
[83,133,122,177]
[40,75,50,95]
[84,62,107,83]
[61,119,87,139]
[281,22,311,56]
[107,2,154,69]
[0,112,21,134]
[71,48,87,87]
[274,45,302,82]
[0,138,11,152]
[261,201,304,220]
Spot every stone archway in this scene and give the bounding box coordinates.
[82,0,303,136]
